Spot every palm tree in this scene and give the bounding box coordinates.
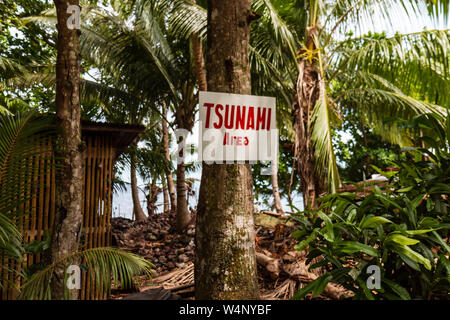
[50,0,85,299]
[20,2,193,226]
[77,2,197,230]
[195,0,260,300]
[293,1,447,208]
[166,0,449,208]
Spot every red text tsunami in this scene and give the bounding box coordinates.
[203,103,272,131]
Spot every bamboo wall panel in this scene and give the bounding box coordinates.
[0,134,115,300]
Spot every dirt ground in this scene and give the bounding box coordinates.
[110,212,350,300]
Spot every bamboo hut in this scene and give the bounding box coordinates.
[0,121,145,300]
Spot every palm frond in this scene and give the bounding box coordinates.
[335,81,445,146]
[332,29,450,105]
[150,0,207,40]
[0,56,25,79]
[0,112,55,211]
[253,0,298,65]
[0,211,23,262]
[311,85,340,192]
[323,0,449,38]
[0,112,55,270]
[18,247,154,300]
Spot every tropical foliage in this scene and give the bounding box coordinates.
[0,111,154,298]
[291,114,450,300]
[0,0,449,300]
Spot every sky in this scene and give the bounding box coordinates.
[112,2,448,219]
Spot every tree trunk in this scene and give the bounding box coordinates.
[293,28,323,210]
[191,0,207,92]
[162,102,176,213]
[174,91,195,232]
[162,176,170,213]
[50,0,84,300]
[360,121,371,178]
[271,163,284,214]
[195,0,259,300]
[130,150,147,221]
[287,157,296,210]
[176,147,190,232]
[146,182,160,216]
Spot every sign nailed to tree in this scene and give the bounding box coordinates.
[198,91,278,163]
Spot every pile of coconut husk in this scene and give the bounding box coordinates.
[253,215,352,300]
[111,211,352,300]
[111,215,195,274]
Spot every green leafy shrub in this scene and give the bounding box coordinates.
[291,114,450,300]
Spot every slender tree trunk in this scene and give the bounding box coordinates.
[146,182,160,216]
[162,176,170,213]
[293,27,323,210]
[162,102,176,213]
[176,145,190,231]
[50,0,83,300]
[191,0,207,92]
[287,157,296,209]
[130,150,146,221]
[271,163,283,214]
[360,121,371,177]
[195,0,259,300]
[174,91,195,232]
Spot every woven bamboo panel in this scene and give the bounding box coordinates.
[0,134,114,300]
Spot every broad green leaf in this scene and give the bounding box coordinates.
[385,233,420,246]
[418,217,440,228]
[312,274,333,297]
[291,275,327,300]
[392,244,432,270]
[403,229,436,236]
[382,278,411,300]
[294,229,318,252]
[318,211,334,242]
[291,230,308,239]
[360,216,393,229]
[440,254,450,283]
[429,183,450,194]
[397,186,413,193]
[357,278,375,300]
[337,241,379,257]
[397,252,421,271]
[431,231,450,254]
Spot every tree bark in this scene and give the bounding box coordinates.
[49,0,84,300]
[130,149,147,221]
[162,102,176,213]
[271,163,284,214]
[195,0,259,300]
[287,157,296,209]
[192,34,207,91]
[176,157,190,232]
[191,0,207,92]
[293,28,323,210]
[162,176,170,213]
[146,182,160,216]
[174,88,195,232]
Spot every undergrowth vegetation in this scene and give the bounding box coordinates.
[291,114,450,300]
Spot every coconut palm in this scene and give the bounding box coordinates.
[43,2,195,229]
[163,0,449,208]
